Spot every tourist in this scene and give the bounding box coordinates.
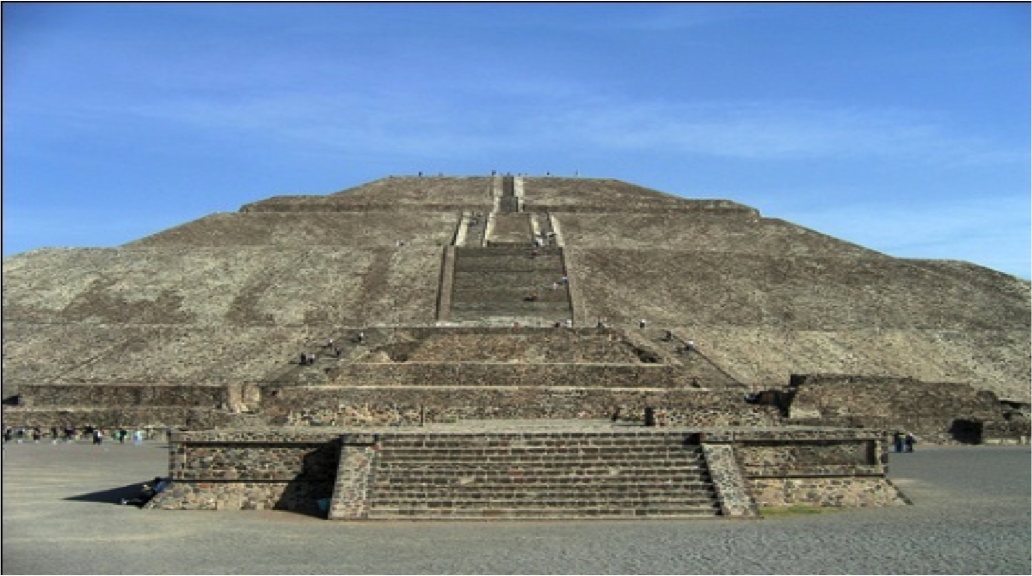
[905,432,917,452]
[639,319,647,329]
[32,427,42,443]
[133,429,144,446]
[893,431,906,453]
[118,428,128,444]
[92,429,104,445]
[4,426,12,443]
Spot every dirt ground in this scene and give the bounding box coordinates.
[2,439,1029,575]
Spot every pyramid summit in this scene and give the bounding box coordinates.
[3,174,1029,433]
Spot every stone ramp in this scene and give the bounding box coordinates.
[329,429,722,520]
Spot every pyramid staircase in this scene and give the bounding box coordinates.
[449,246,572,323]
[335,430,722,520]
[444,176,574,324]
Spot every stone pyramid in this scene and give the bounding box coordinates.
[3,175,1029,432]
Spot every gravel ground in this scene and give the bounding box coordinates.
[2,440,1028,575]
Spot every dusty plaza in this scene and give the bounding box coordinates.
[1,437,1029,575]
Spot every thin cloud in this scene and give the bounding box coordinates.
[109,90,1025,168]
[782,194,1031,278]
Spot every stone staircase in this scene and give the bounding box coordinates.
[360,431,721,519]
[450,246,573,323]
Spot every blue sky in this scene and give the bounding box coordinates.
[4,3,1029,278]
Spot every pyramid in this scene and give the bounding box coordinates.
[3,175,1029,434]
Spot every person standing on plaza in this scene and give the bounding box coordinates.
[893,431,905,453]
[905,432,917,452]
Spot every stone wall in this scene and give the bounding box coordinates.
[15,384,232,408]
[699,427,907,509]
[748,477,908,508]
[965,419,1032,448]
[263,387,781,428]
[330,363,687,388]
[784,374,1023,443]
[0,406,252,430]
[149,429,341,513]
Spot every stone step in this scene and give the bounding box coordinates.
[373,470,710,483]
[375,456,706,465]
[452,261,565,274]
[376,454,705,465]
[449,304,572,318]
[379,440,701,450]
[377,449,704,458]
[378,450,698,457]
[452,287,570,301]
[369,497,719,509]
[379,440,699,448]
[375,472,714,481]
[455,247,561,258]
[364,506,720,519]
[371,482,715,495]
[452,274,569,290]
[449,295,570,306]
[450,296,570,309]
